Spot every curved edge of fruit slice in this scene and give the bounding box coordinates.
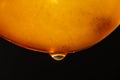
[0,34,49,53]
[0,34,68,61]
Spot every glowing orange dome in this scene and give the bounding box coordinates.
[0,0,120,60]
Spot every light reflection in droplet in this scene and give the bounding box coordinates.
[50,53,66,61]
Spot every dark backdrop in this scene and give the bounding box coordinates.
[0,25,120,80]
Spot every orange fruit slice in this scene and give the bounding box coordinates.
[0,0,120,60]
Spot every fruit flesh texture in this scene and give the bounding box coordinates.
[0,0,120,54]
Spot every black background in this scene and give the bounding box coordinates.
[0,25,120,80]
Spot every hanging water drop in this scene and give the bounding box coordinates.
[50,53,66,61]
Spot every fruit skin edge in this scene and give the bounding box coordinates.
[0,26,116,54]
[0,33,95,54]
[0,23,120,61]
[0,34,49,53]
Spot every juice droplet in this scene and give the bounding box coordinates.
[50,53,66,61]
